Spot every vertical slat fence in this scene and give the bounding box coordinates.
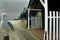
[46,11,59,40]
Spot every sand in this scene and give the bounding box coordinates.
[0,20,40,40]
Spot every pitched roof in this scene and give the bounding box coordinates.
[28,0,42,9]
[29,0,35,6]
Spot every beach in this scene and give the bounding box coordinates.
[0,20,40,40]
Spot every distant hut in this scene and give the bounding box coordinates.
[18,8,28,27]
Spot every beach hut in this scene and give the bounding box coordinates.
[19,0,44,29]
[28,0,44,29]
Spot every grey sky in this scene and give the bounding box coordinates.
[0,0,29,19]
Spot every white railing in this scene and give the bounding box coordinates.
[46,11,59,40]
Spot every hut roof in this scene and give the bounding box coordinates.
[28,0,43,9]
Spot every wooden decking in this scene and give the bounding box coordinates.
[30,28,44,40]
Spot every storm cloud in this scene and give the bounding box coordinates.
[0,0,29,19]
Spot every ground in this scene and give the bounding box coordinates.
[30,28,44,40]
[0,20,40,40]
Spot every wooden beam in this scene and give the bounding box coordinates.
[40,0,45,8]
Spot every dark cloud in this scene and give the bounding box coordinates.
[0,0,29,19]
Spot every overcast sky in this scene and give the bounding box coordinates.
[0,0,29,19]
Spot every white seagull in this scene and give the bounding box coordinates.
[0,13,15,36]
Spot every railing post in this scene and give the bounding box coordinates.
[56,11,58,40]
[53,11,55,40]
[49,11,52,40]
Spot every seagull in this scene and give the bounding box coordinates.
[0,13,15,36]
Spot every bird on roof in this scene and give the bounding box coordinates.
[0,13,15,36]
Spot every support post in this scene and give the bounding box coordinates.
[45,0,48,40]
[40,0,48,40]
[28,8,30,29]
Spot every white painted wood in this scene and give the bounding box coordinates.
[28,8,30,29]
[44,0,48,40]
[48,17,60,18]
[53,11,55,40]
[44,33,45,40]
[49,11,52,40]
[40,0,45,8]
[26,8,41,11]
[56,11,58,40]
[44,0,48,32]
[27,8,41,29]
[48,11,59,40]
[40,1,59,40]
[40,0,48,40]
[29,9,41,11]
